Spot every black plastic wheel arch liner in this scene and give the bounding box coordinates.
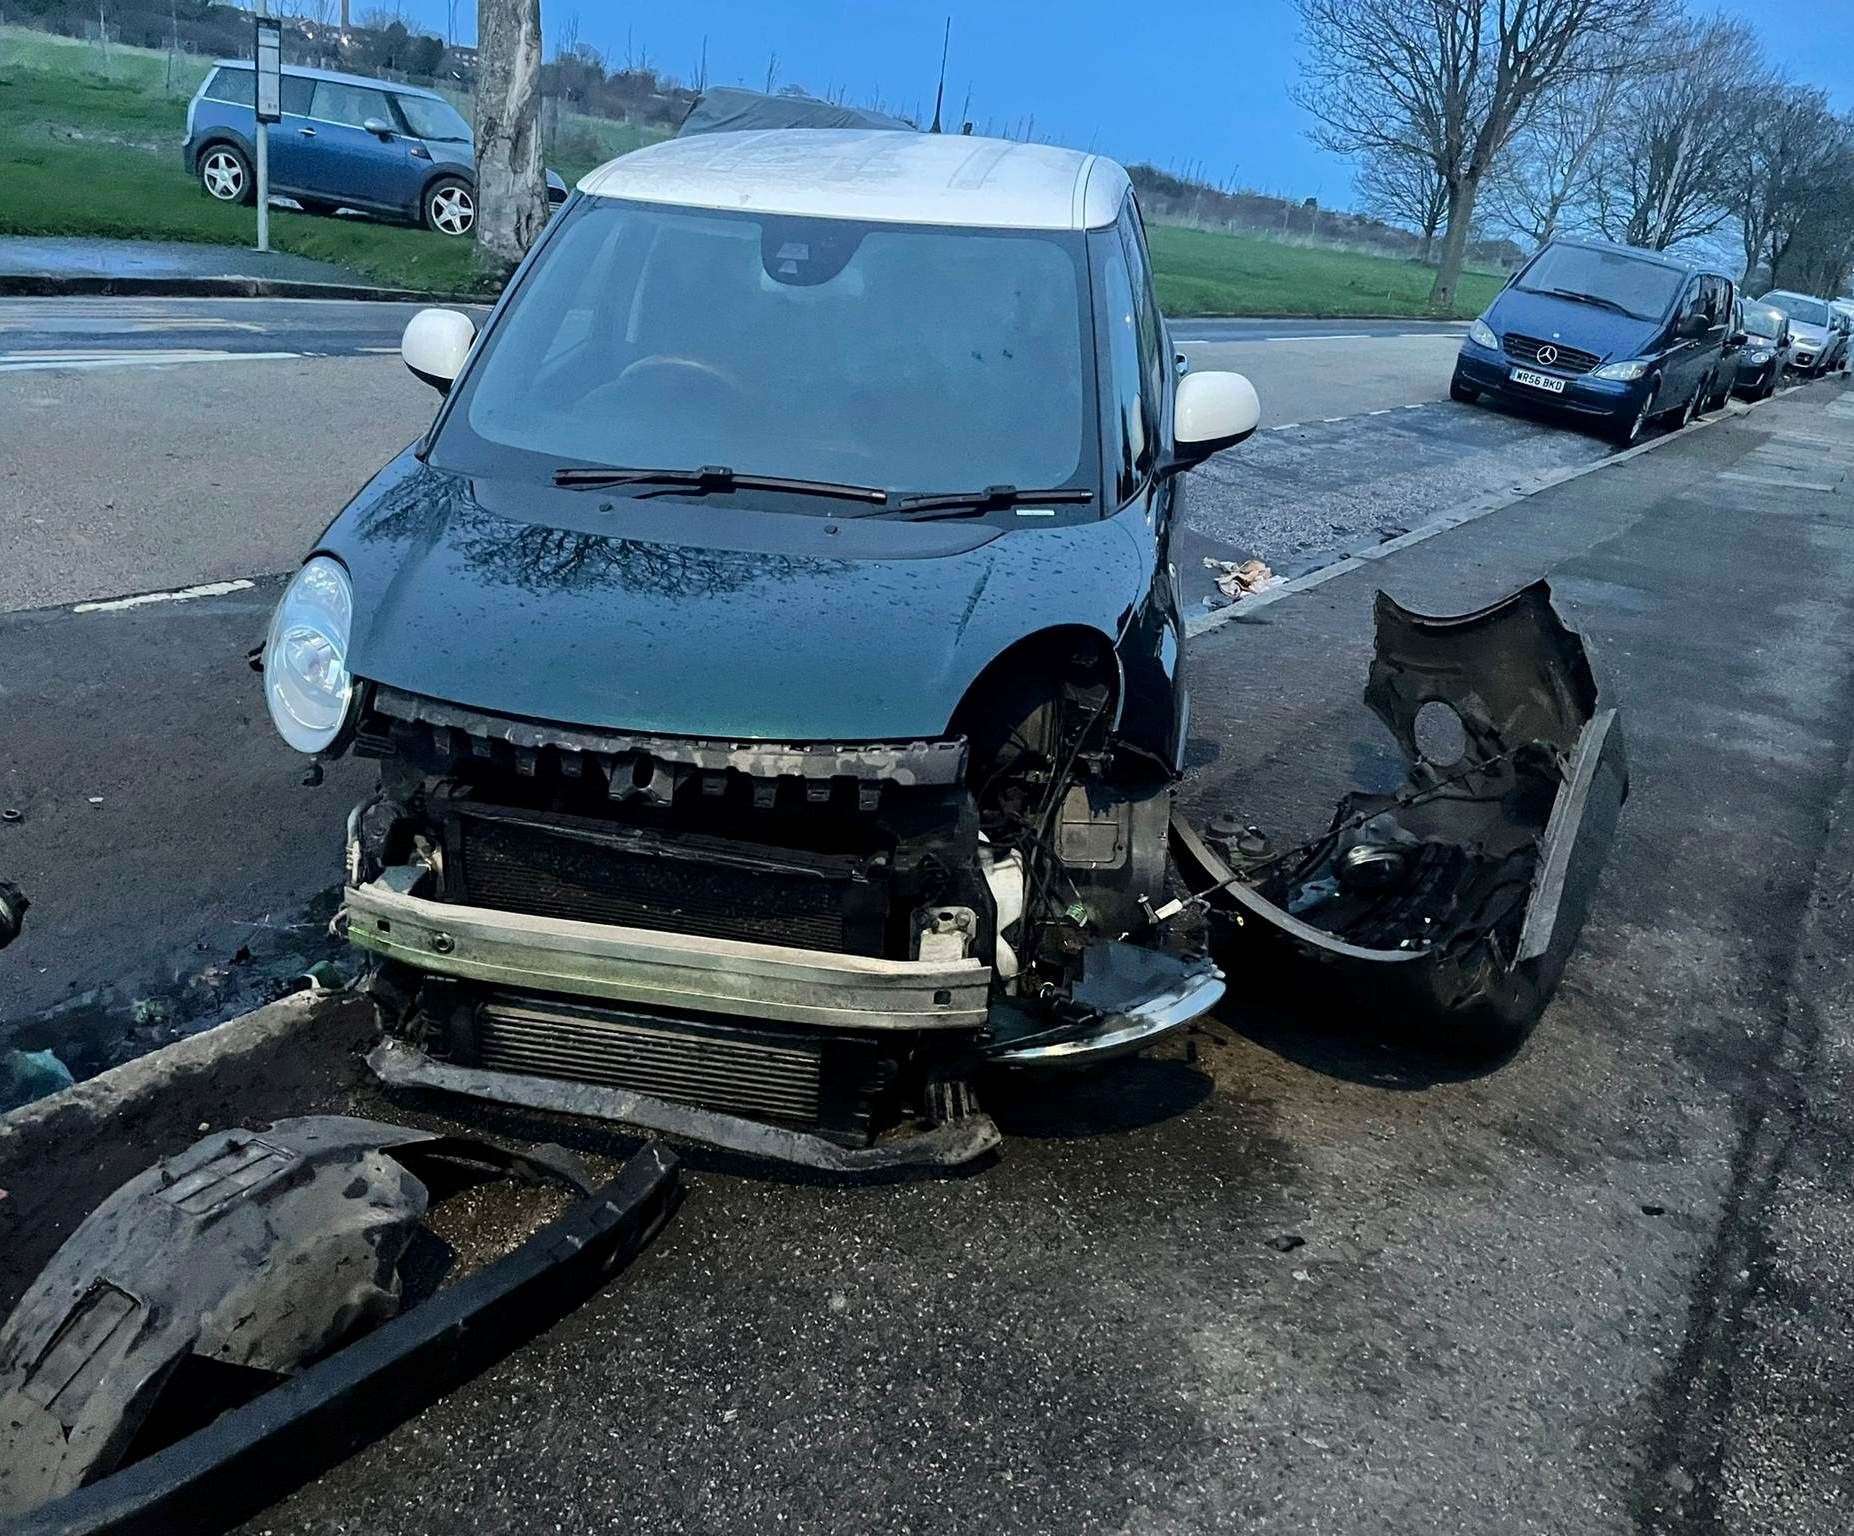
[1172,581,1628,1048]
[2,1127,679,1536]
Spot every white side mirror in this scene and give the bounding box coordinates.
[401,308,476,395]
[1172,370,1260,465]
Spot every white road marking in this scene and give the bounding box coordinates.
[1402,402,1425,409]
[1718,471,1838,492]
[0,349,300,373]
[72,579,257,614]
[1321,415,1346,422]
[1271,421,1301,431]
[1367,408,1391,415]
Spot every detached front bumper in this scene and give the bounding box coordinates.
[1454,342,1646,422]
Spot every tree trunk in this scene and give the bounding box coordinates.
[1417,228,1434,265]
[1428,174,1481,313]
[474,0,546,273]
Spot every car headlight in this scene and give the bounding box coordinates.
[1592,359,1649,381]
[1747,347,1773,363]
[263,556,355,754]
[1467,317,1498,350]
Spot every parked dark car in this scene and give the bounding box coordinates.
[1451,237,1736,446]
[258,130,1268,1168]
[1758,290,1834,374]
[1707,297,1750,408]
[1731,301,1792,400]
[183,61,566,235]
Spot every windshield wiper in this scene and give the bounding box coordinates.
[1538,287,1638,318]
[551,463,889,505]
[872,484,1096,522]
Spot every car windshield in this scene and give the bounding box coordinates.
[1766,292,1830,325]
[1743,306,1784,340]
[395,93,472,143]
[1515,244,1684,321]
[431,198,1095,509]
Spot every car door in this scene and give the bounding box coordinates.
[267,75,319,196]
[1667,276,1709,403]
[301,80,418,211]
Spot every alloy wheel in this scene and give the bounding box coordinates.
[429,184,475,236]
[201,150,244,202]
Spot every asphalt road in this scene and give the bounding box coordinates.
[5,293,1854,1533]
[255,384,1854,1536]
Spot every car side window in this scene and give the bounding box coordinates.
[1091,226,1149,506]
[203,67,253,108]
[312,81,394,129]
[1117,199,1166,453]
[281,77,314,116]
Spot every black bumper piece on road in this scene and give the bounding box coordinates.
[10,1144,681,1536]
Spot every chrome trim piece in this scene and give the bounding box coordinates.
[984,966,1224,1066]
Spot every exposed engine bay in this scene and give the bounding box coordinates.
[341,641,1223,1170]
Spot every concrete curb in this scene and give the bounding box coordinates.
[1184,386,1794,641]
[0,989,371,1147]
[0,273,497,305]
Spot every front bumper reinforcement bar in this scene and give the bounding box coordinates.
[344,875,991,1031]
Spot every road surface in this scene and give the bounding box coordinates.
[4,291,1854,1535]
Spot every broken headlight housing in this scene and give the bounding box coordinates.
[264,556,355,754]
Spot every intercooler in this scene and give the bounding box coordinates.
[443,802,890,956]
[467,993,886,1140]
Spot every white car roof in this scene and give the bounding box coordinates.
[577,129,1130,231]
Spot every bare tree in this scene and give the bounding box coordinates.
[1354,147,1449,263]
[1294,0,1663,310]
[1731,88,1847,287]
[475,0,546,271]
[1588,17,1762,251]
[1483,68,1621,249]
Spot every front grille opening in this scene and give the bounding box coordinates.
[1502,332,1601,375]
[447,803,890,956]
[456,992,891,1140]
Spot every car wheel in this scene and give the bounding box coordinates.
[1679,384,1703,429]
[423,178,475,237]
[198,144,253,206]
[1449,372,1479,404]
[1613,383,1658,447]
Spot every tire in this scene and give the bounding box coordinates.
[197,143,254,206]
[1612,382,1658,447]
[1449,371,1479,404]
[422,177,475,237]
[1678,383,1703,429]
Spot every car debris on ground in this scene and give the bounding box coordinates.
[0,1116,678,1535]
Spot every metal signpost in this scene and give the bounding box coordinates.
[253,9,281,254]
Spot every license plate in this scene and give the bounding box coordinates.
[1511,367,1565,394]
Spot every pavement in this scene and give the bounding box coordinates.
[0,234,368,286]
[118,378,1854,1536]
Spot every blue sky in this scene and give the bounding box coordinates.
[399,0,1854,207]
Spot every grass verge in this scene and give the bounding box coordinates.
[1148,223,1505,319]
